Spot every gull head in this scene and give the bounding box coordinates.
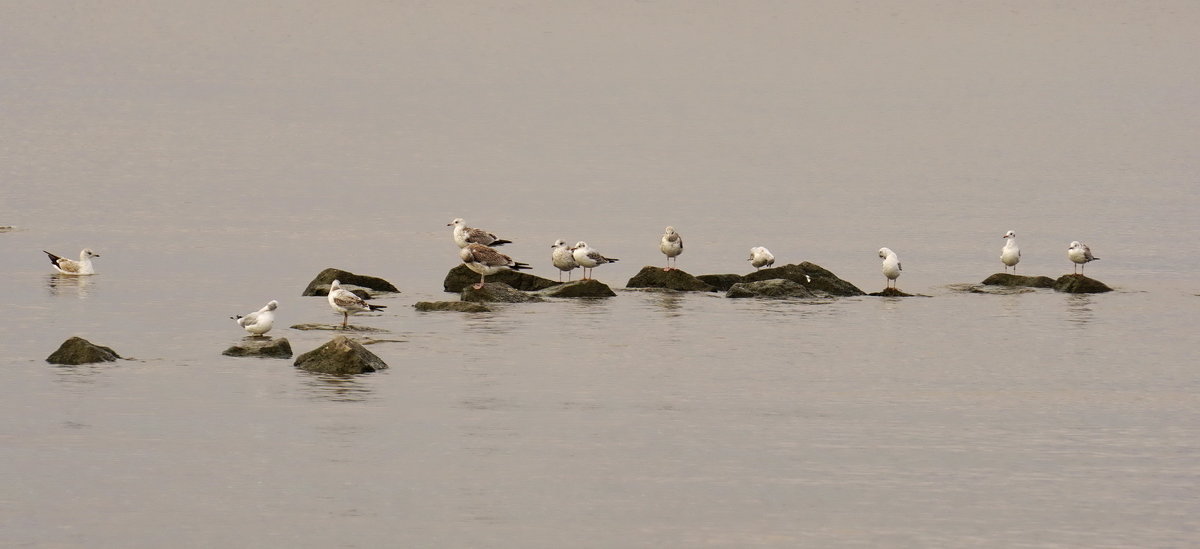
[878,247,893,259]
[82,248,99,258]
[1004,230,1016,239]
[572,241,588,250]
[552,239,566,248]
[448,218,465,227]
[330,280,342,291]
[664,226,676,234]
[1068,241,1081,250]
[266,300,279,311]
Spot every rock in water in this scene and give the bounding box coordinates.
[222,337,293,358]
[461,282,546,303]
[727,279,818,298]
[695,273,745,292]
[741,263,865,296]
[294,336,388,374]
[302,268,399,296]
[625,267,716,292]
[868,288,916,297]
[46,337,121,365]
[539,279,617,298]
[981,273,1056,288]
[413,301,492,312]
[443,264,559,293]
[1054,274,1113,294]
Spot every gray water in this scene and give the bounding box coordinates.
[3,2,1199,547]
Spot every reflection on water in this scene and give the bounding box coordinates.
[1065,294,1095,326]
[298,371,375,403]
[650,291,684,317]
[46,274,95,298]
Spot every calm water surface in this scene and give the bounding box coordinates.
[2,2,1199,547]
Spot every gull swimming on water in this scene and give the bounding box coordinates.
[748,246,775,270]
[878,247,901,289]
[659,226,683,271]
[44,248,99,275]
[1067,241,1099,274]
[328,280,386,328]
[233,300,277,336]
[448,218,512,248]
[571,241,618,280]
[551,239,579,281]
[460,243,532,289]
[1001,230,1021,273]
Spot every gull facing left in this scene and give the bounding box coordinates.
[448,218,512,248]
[878,247,902,289]
[748,246,775,270]
[233,300,277,336]
[328,280,387,328]
[460,243,532,289]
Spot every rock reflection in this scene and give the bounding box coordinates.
[299,372,375,402]
[653,291,684,317]
[1065,294,1095,326]
[46,274,95,298]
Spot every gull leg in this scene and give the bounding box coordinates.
[342,313,349,329]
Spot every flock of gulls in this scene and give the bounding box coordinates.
[42,223,1101,337]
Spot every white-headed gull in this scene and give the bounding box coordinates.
[233,300,277,336]
[328,280,387,328]
[659,226,683,271]
[460,243,531,289]
[1067,241,1099,274]
[571,241,619,280]
[1001,230,1021,273]
[44,248,99,275]
[878,247,901,289]
[551,239,579,282]
[748,246,775,270]
[448,218,512,248]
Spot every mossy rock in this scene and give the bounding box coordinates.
[982,273,1056,288]
[626,267,716,292]
[46,337,121,365]
[539,279,617,298]
[869,288,916,297]
[741,263,865,297]
[1054,274,1113,293]
[294,336,388,374]
[461,282,546,303]
[727,279,818,299]
[222,337,293,358]
[413,301,492,312]
[302,268,399,296]
[695,273,744,291]
[443,264,559,293]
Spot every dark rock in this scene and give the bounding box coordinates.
[222,337,293,358]
[443,264,559,293]
[741,263,865,297]
[461,282,546,303]
[290,324,388,333]
[1054,274,1113,294]
[302,268,399,296]
[727,279,818,299]
[47,337,121,365]
[294,336,388,374]
[539,279,617,298]
[982,273,1056,288]
[413,301,492,312]
[869,288,916,297]
[695,273,745,291]
[625,266,716,292]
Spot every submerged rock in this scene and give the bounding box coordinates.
[443,264,559,293]
[413,301,492,312]
[981,273,1056,288]
[1054,274,1113,294]
[294,336,388,374]
[625,267,716,292]
[302,268,399,296]
[222,337,293,358]
[727,279,819,299]
[461,282,546,303]
[47,337,121,365]
[539,279,617,298]
[290,323,388,333]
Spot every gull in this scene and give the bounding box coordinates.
[878,247,901,289]
[571,241,619,280]
[328,280,386,329]
[448,218,512,248]
[44,248,99,275]
[748,246,775,270]
[659,226,683,271]
[1001,230,1021,273]
[551,239,579,282]
[460,243,531,289]
[233,300,277,337]
[1067,241,1099,274]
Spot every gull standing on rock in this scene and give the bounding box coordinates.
[233,300,277,337]
[328,280,386,329]
[572,241,618,280]
[878,247,902,289]
[448,218,512,248]
[460,243,532,289]
[551,239,579,282]
[1001,230,1021,273]
[659,226,683,271]
[1067,241,1099,274]
[748,246,775,270]
[44,248,100,275]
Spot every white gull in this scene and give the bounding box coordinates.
[1001,230,1021,273]
[448,218,512,248]
[44,248,99,275]
[659,226,683,271]
[878,247,902,289]
[748,246,775,270]
[328,280,387,328]
[233,300,277,336]
[1067,241,1099,274]
[551,239,579,282]
[571,241,619,280]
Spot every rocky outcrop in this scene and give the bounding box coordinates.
[414,301,492,312]
[538,279,617,298]
[727,279,818,299]
[695,274,744,292]
[740,263,865,296]
[981,273,1056,288]
[443,264,559,293]
[302,268,399,296]
[461,282,546,303]
[222,337,293,358]
[46,337,121,365]
[869,288,916,297]
[625,267,716,292]
[294,336,388,374]
[1054,274,1113,294]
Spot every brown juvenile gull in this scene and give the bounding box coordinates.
[327,280,386,329]
[448,218,512,248]
[551,239,579,282]
[460,243,532,289]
